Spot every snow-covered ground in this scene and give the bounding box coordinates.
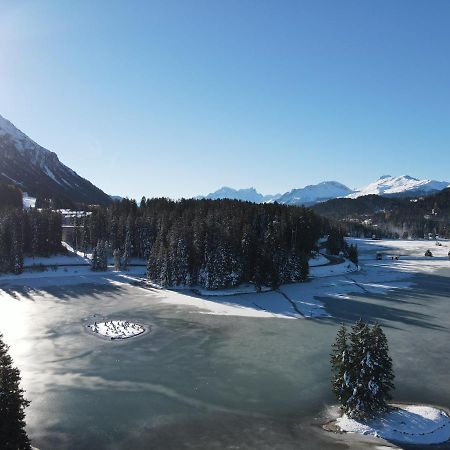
[190,284,272,296]
[336,404,450,445]
[22,193,36,209]
[87,320,146,340]
[1,238,448,320]
[309,252,329,267]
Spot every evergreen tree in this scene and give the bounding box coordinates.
[346,319,374,418]
[369,323,395,412]
[331,320,395,420]
[113,248,121,271]
[90,246,99,271]
[122,229,132,270]
[0,334,31,450]
[348,244,358,265]
[331,324,353,410]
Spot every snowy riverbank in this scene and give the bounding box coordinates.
[1,238,449,320]
[332,404,450,446]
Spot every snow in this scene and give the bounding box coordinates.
[43,165,62,185]
[22,193,36,209]
[347,175,449,198]
[309,252,329,267]
[87,320,146,340]
[336,405,450,445]
[0,114,44,154]
[189,284,272,296]
[200,186,281,203]
[277,181,354,205]
[1,238,448,320]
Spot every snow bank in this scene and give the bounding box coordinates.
[191,284,271,296]
[309,253,329,267]
[87,320,146,340]
[336,405,450,445]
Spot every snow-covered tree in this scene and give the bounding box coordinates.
[369,323,395,413]
[0,334,31,449]
[331,324,353,409]
[122,229,132,271]
[331,320,396,420]
[113,248,121,271]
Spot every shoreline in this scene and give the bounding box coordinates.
[322,403,450,446]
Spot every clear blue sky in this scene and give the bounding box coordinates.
[1,0,450,199]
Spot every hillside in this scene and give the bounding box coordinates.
[0,114,111,206]
[312,189,450,239]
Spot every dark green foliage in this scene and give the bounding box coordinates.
[347,244,358,264]
[85,198,326,290]
[0,334,31,450]
[331,320,395,419]
[326,228,346,255]
[0,208,62,274]
[0,184,22,210]
[91,240,108,271]
[313,188,450,239]
[330,324,352,409]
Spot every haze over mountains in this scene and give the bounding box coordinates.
[200,175,450,206]
[0,114,111,205]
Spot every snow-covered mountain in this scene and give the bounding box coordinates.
[276,181,354,206]
[199,182,353,206]
[199,187,281,203]
[347,175,450,199]
[0,114,111,205]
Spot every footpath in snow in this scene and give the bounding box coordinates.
[335,404,450,446]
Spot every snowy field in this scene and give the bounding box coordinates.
[336,404,450,445]
[1,238,449,320]
[87,320,146,340]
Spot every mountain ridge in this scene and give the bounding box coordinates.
[0,114,111,206]
[198,175,449,206]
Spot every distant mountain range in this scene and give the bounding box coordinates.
[347,175,449,199]
[0,114,111,205]
[199,175,450,206]
[197,187,281,203]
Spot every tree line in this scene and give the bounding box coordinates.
[0,208,62,274]
[71,198,329,289]
[313,188,450,239]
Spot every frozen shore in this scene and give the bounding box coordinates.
[328,404,450,446]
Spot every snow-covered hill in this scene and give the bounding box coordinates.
[348,175,450,199]
[199,187,281,203]
[276,181,354,206]
[0,114,111,205]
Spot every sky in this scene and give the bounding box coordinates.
[1,0,450,199]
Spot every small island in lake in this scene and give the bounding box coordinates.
[88,320,146,340]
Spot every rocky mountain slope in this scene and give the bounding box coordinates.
[0,114,111,205]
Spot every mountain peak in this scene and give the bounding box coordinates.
[0,113,111,205]
[348,175,449,198]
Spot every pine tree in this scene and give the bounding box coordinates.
[331,324,353,410]
[90,246,99,271]
[348,244,358,265]
[331,320,396,420]
[113,248,121,271]
[299,252,309,282]
[369,323,395,412]
[0,334,31,450]
[122,229,132,271]
[346,319,374,418]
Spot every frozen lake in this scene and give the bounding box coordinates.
[0,242,449,449]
